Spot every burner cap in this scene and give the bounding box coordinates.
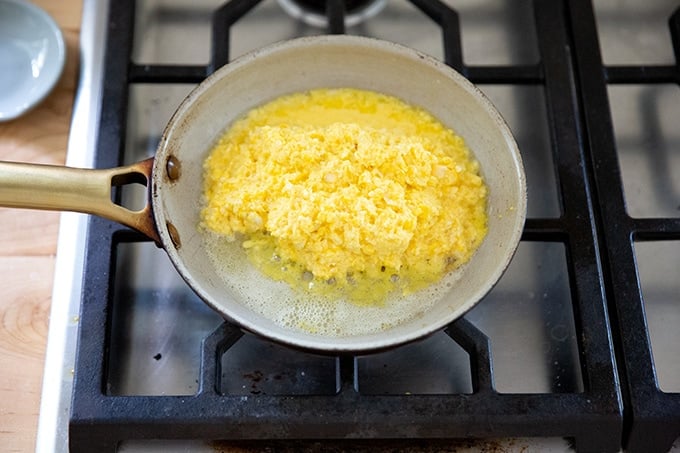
[277,0,387,28]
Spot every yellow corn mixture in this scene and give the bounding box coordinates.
[201,88,488,305]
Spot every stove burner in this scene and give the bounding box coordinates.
[277,0,386,28]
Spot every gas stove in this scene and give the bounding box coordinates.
[37,0,680,452]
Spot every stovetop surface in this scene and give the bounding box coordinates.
[37,1,680,452]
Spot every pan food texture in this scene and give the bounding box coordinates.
[152,35,526,352]
[199,87,489,337]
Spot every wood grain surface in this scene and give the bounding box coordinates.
[0,1,81,451]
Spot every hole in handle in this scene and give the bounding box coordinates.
[111,171,149,213]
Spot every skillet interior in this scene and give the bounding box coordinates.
[152,35,526,353]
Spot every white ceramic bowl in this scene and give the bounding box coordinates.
[0,0,66,121]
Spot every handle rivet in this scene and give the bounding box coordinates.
[166,222,181,248]
[166,156,181,181]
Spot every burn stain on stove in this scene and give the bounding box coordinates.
[209,438,533,453]
[244,370,264,394]
[243,369,296,395]
[220,334,337,396]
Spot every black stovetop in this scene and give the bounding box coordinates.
[68,1,680,452]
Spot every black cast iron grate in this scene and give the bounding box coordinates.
[66,0,659,451]
[565,1,680,452]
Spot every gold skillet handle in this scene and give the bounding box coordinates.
[0,158,160,243]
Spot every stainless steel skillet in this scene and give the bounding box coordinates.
[0,35,526,353]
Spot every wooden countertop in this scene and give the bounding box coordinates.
[0,1,82,451]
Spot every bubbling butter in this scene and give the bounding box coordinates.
[200,88,488,333]
[202,231,467,337]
